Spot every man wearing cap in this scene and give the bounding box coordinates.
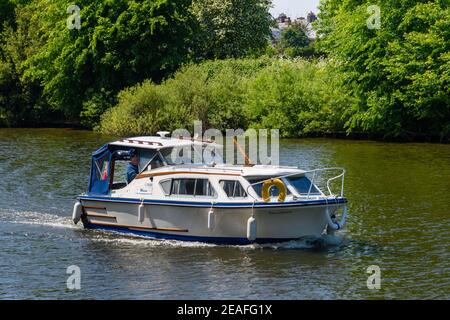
[126,150,140,184]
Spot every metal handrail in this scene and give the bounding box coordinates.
[245,167,346,201]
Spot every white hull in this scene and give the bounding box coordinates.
[78,198,346,244]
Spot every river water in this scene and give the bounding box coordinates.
[0,128,448,299]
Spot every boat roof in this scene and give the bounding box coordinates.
[110,136,222,150]
[136,164,305,179]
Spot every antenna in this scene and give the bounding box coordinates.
[156,131,170,138]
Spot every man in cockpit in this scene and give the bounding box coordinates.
[126,151,140,184]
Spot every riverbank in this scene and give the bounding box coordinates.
[2,125,447,144]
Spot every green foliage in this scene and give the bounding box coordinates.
[80,88,116,128]
[0,2,58,126]
[317,0,450,140]
[99,80,172,136]
[280,23,309,50]
[100,58,357,137]
[272,22,319,59]
[22,0,196,127]
[191,0,273,59]
[283,42,317,59]
[100,59,270,134]
[0,1,28,33]
[1,0,275,128]
[245,59,356,137]
[0,2,14,34]
[1,0,448,142]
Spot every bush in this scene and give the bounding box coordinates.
[99,81,173,136]
[245,59,356,137]
[99,58,358,138]
[100,59,258,135]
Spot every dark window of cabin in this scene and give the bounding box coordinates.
[194,179,216,197]
[220,180,247,198]
[164,178,216,197]
[171,178,195,195]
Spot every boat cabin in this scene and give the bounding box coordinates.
[87,135,224,195]
[87,135,325,202]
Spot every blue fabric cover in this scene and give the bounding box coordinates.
[88,144,112,195]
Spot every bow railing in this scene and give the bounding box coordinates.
[246,167,346,201]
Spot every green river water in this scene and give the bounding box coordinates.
[0,128,448,299]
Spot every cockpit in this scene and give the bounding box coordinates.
[87,137,224,195]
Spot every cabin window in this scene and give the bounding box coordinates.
[160,148,178,165]
[160,179,172,195]
[287,176,321,195]
[172,178,196,195]
[220,180,247,198]
[139,152,166,172]
[111,160,128,190]
[194,179,217,197]
[96,159,110,181]
[161,178,217,197]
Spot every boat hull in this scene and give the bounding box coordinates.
[78,197,347,245]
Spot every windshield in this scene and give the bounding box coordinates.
[139,149,157,170]
[287,176,321,195]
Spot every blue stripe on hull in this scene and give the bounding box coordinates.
[79,195,347,208]
[83,223,299,245]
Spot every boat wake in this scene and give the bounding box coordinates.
[87,232,220,248]
[85,228,344,250]
[0,208,79,230]
[243,234,344,250]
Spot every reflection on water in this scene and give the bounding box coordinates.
[0,129,449,299]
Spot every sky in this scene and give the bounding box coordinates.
[270,0,321,19]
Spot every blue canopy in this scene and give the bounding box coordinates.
[88,144,112,195]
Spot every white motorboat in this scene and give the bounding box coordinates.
[73,133,348,244]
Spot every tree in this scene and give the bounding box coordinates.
[279,22,312,58]
[0,2,56,126]
[191,0,273,59]
[316,0,450,140]
[281,23,309,49]
[22,0,197,127]
[0,1,15,34]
